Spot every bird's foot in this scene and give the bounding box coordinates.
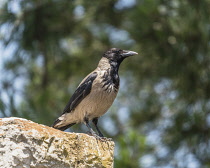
[94,135,112,142]
[97,136,112,142]
[86,131,112,142]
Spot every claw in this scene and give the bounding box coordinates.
[87,131,112,141]
[96,137,112,142]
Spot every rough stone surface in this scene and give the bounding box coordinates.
[0,117,114,168]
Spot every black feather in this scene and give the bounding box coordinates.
[62,72,97,114]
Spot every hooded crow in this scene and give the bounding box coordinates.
[52,48,138,137]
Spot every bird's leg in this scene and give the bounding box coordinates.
[92,118,104,137]
[84,118,111,141]
[92,118,112,141]
[84,117,98,136]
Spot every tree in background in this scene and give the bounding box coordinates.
[0,0,210,167]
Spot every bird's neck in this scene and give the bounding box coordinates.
[98,57,120,90]
[97,57,120,72]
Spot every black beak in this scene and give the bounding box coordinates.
[121,50,138,57]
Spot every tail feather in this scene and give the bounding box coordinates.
[55,123,76,131]
[51,118,75,131]
[51,118,61,128]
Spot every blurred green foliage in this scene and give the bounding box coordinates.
[0,0,210,167]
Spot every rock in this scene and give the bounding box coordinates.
[0,117,114,168]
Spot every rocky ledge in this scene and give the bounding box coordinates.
[0,117,114,168]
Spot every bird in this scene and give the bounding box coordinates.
[52,48,138,138]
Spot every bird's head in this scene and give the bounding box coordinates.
[103,48,138,64]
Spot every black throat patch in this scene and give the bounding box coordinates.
[101,61,120,93]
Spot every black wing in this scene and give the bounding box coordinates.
[62,72,97,114]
